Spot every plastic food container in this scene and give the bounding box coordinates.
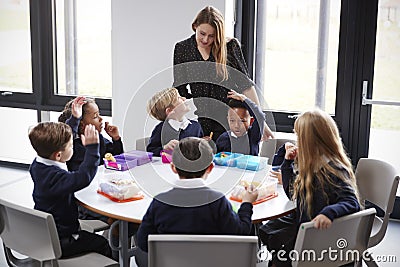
[97,171,143,202]
[230,178,278,205]
[103,150,153,171]
[123,150,153,165]
[235,155,268,171]
[213,152,244,167]
[161,150,173,163]
[104,154,138,171]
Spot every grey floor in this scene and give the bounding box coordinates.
[1,166,399,266]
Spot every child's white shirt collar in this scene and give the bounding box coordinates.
[229,131,248,139]
[173,178,206,189]
[36,156,68,171]
[168,117,191,131]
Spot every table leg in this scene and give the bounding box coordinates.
[119,220,130,267]
[109,220,131,267]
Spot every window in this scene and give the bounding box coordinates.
[54,0,112,98]
[0,0,112,165]
[0,0,32,94]
[256,0,341,114]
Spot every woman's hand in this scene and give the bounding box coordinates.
[71,96,86,119]
[81,124,99,146]
[261,123,274,140]
[312,214,332,229]
[105,122,121,141]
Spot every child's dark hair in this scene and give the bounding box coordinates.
[172,137,214,179]
[28,122,72,159]
[58,98,96,134]
[228,99,247,110]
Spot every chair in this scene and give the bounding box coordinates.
[0,199,118,267]
[136,137,150,151]
[259,138,296,164]
[292,208,376,267]
[355,158,400,265]
[148,234,258,267]
[79,219,110,233]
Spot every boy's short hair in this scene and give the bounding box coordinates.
[147,88,179,121]
[172,137,214,179]
[29,122,72,159]
[228,99,247,110]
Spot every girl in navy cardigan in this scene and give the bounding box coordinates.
[259,109,360,267]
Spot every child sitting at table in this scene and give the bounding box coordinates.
[28,122,112,259]
[258,109,360,267]
[135,137,258,267]
[146,87,205,156]
[58,96,124,171]
[215,90,265,156]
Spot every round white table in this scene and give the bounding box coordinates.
[75,157,295,267]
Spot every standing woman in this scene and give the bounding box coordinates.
[173,6,273,141]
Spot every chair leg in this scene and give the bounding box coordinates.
[3,243,41,267]
[363,251,379,267]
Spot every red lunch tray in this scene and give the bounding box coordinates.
[230,192,278,205]
[97,190,144,203]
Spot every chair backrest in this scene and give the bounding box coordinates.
[136,137,150,151]
[355,158,399,247]
[292,208,376,267]
[259,138,296,164]
[148,235,258,267]
[0,198,61,262]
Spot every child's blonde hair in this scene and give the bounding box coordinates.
[292,109,359,218]
[147,88,179,121]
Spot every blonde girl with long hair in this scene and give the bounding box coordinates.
[259,109,360,267]
[173,6,274,141]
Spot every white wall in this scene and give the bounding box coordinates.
[112,1,225,150]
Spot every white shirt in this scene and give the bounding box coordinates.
[36,156,68,171]
[168,117,191,131]
[173,178,206,189]
[230,131,248,139]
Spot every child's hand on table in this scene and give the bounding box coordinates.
[242,185,258,204]
[81,124,99,146]
[269,170,282,184]
[105,122,121,141]
[163,139,179,151]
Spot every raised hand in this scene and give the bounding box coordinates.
[104,122,121,141]
[71,96,86,119]
[81,124,99,146]
[285,143,298,160]
[227,90,247,102]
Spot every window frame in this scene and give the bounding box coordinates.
[0,0,111,115]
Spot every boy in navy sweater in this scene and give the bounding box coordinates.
[28,122,112,259]
[135,137,258,267]
[146,87,205,156]
[216,90,265,155]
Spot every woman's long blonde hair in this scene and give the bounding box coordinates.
[192,6,228,80]
[292,109,359,218]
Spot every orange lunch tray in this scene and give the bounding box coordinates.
[97,190,144,203]
[230,192,278,205]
